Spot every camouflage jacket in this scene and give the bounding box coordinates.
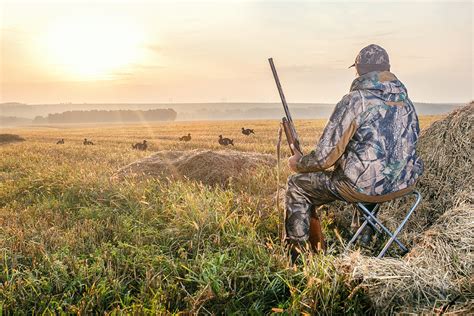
[297,71,424,200]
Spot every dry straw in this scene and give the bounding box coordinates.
[114,149,276,186]
[0,134,25,144]
[339,102,473,313]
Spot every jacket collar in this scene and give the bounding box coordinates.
[350,71,408,102]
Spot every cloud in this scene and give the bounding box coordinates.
[111,72,134,79]
[132,63,165,70]
[372,31,398,38]
[279,64,319,73]
[146,44,161,53]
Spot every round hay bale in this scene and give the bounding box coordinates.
[413,102,473,225]
[114,149,276,186]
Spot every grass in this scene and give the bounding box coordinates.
[0,117,440,313]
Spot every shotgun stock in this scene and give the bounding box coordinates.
[268,57,326,252]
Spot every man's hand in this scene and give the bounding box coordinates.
[288,144,302,172]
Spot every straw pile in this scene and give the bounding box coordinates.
[114,149,275,186]
[338,103,473,313]
[395,102,473,236]
[339,199,473,313]
[0,134,25,145]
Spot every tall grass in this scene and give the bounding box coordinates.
[0,118,438,313]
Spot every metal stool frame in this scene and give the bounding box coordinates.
[345,191,422,258]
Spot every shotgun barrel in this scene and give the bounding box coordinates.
[268,57,302,155]
[268,57,326,253]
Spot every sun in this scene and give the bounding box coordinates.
[43,15,146,80]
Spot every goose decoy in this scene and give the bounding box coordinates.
[83,138,94,145]
[179,133,192,142]
[218,135,234,146]
[241,127,255,136]
[132,140,147,150]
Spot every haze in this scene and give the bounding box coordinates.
[1,0,472,105]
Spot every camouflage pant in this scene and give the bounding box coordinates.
[285,171,343,241]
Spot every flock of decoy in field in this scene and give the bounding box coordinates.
[55,127,256,151]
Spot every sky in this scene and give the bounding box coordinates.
[0,0,472,104]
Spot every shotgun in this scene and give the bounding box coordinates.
[268,57,326,252]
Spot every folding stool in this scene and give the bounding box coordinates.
[345,191,422,258]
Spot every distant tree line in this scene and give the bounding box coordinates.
[33,109,177,124]
[0,116,32,126]
[177,106,335,120]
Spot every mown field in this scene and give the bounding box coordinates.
[0,116,442,314]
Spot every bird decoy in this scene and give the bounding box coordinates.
[179,133,192,142]
[132,140,147,150]
[241,127,255,136]
[83,138,94,145]
[218,135,234,146]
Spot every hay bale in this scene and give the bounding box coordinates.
[409,102,473,229]
[114,149,276,186]
[339,199,473,313]
[0,134,25,145]
[338,103,474,313]
[375,103,473,239]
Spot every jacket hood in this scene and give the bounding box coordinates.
[350,71,408,102]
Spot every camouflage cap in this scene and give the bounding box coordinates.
[349,44,390,69]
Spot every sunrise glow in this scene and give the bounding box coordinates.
[1,1,472,103]
[41,15,146,80]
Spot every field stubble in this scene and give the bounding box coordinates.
[0,116,459,314]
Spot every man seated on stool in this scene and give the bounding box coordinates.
[286,44,424,259]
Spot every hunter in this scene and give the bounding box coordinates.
[286,44,424,256]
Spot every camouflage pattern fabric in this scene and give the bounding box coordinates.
[349,44,390,74]
[351,44,390,67]
[296,70,423,196]
[285,172,342,241]
[286,70,423,241]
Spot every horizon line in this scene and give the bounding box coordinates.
[1,101,470,106]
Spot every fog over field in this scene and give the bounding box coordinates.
[0,102,465,126]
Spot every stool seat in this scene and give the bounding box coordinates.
[345,191,422,258]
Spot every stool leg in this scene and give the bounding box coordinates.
[357,203,409,253]
[377,192,422,258]
[359,204,382,234]
[346,220,369,250]
[345,204,380,252]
